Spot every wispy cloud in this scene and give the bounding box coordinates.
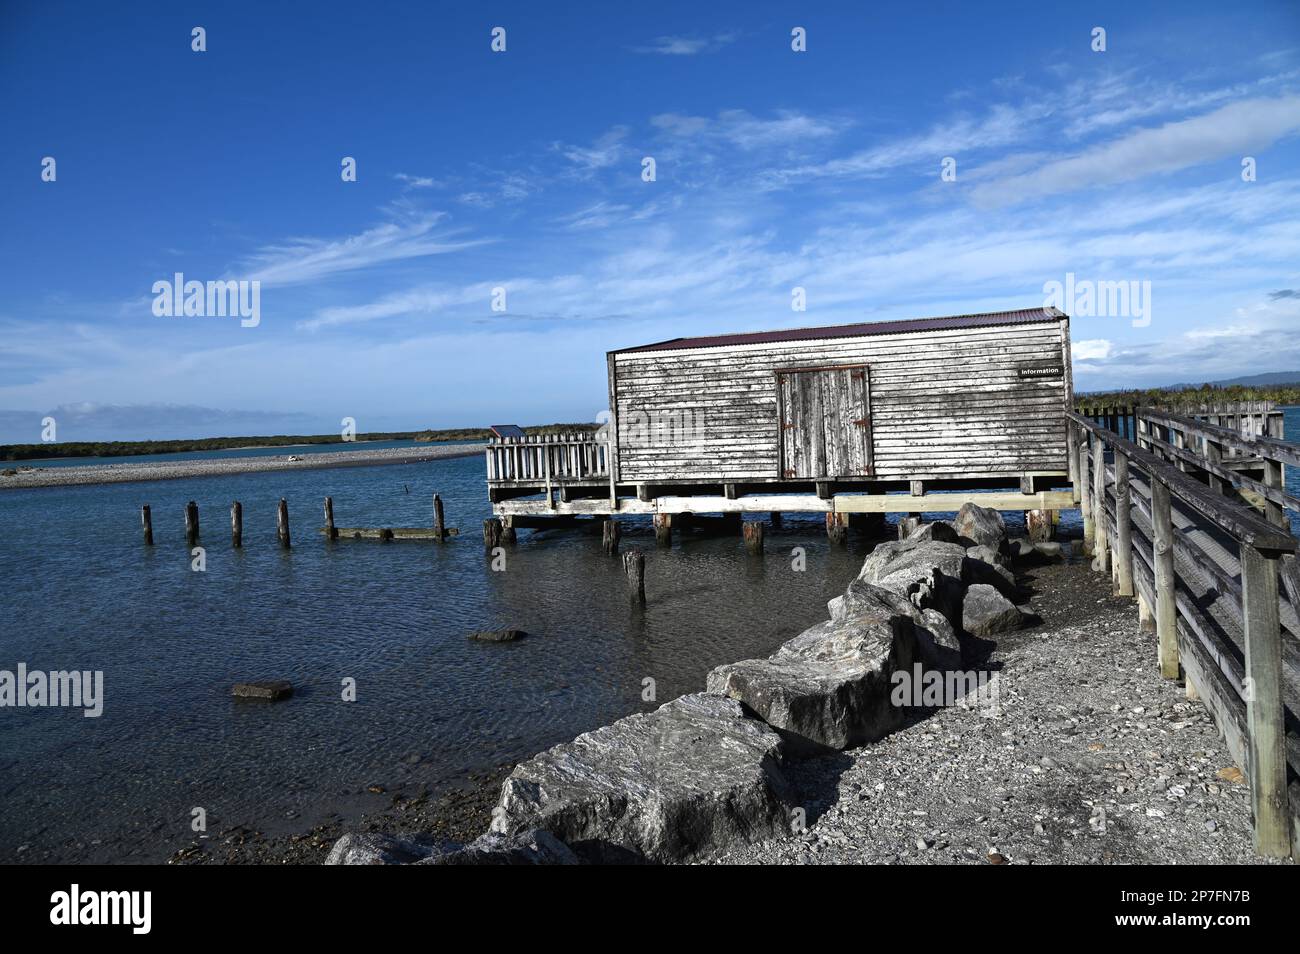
[633,33,736,55]
[967,95,1300,207]
[237,211,489,286]
[651,109,847,150]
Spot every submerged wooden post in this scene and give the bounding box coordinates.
[1025,509,1053,543]
[623,549,646,604]
[826,512,848,546]
[432,494,445,542]
[500,514,516,544]
[743,520,764,555]
[602,519,620,555]
[231,501,243,548]
[1113,455,1133,597]
[141,505,154,545]
[483,517,503,549]
[1240,543,1290,857]
[184,501,200,546]
[1152,479,1178,679]
[653,513,672,548]
[277,498,291,548]
[323,497,337,540]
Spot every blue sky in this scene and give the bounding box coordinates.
[2,0,1299,441]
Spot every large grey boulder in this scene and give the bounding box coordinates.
[418,829,579,865]
[953,503,1009,553]
[856,538,968,622]
[961,583,1025,637]
[489,693,793,863]
[709,588,916,752]
[325,832,440,865]
[905,520,961,545]
[830,577,962,669]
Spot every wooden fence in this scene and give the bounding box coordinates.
[1068,409,1298,858]
[486,432,615,503]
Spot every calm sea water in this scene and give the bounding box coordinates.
[1,410,1294,863]
[20,437,466,469]
[0,452,890,862]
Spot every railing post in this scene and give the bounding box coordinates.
[1152,478,1179,679]
[1240,543,1291,857]
[1067,422,1079,500]
[1092,433,1109,573]
[1114,454,1134,597]
[1204,437,1225,494]
[1079,428,1093,556]
[1262,458,1286,529]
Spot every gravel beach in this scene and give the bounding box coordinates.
[0,442,488,489]
[707,558,1287,866]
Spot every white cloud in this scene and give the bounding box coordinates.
[633,34,736,55]
[1072,339,1113,361]
[651,109,847,150]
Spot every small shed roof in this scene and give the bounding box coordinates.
[612,306,1068,355]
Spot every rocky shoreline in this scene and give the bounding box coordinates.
[315,504,1283,866]
[0,442,487,490]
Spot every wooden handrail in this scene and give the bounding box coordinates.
[1068,413,1294,554]
[1138,407,1300,469]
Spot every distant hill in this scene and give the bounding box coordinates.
[1203,370,1300,387]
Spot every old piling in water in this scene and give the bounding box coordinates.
[483,517,504,549]
[277,498,291,548]
[141,505,154,545]
[324,497,337,540]
[653,513,672,548]
[602,519,621,555]
[623,549,646,604]
[743,521,764,554]
[500,514,516,544]
[897,513,921,540]
[231,501,243,548]
[433,494,446,542]
[1025,509,1054,543]
[184,501,200,546]
[825,512,848,546]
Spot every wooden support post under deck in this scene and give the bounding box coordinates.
[483,518,503,549]
[276,498,291,548]
[1113,455,1134,597]
[825,512,848,546]
[898,513,921,540]
[601,519,620,555]
[1025,509,1053,543]
[185,501,200,547]
[1091,435,1109,573]
[1151,480,1178,679]
[231,501,243,548]
[432,494,445,542]
[323,497,337,540]
[1240,543,1291,857]
[653,513,672,548]
[623,549,646,604]
[742,521,764,555]
[1137,593,1154,633]
[909,479,925,497]
[141,505,153,545]
[500,514,516,544]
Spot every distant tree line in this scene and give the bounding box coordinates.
[0,423,597,462]
[1076,383,1300,409]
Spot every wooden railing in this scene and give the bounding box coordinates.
[1077,404,1136,440]
[1069,411,1297,857]
[486,432,615,500]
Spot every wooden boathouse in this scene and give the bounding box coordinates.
[486,306,1076,528]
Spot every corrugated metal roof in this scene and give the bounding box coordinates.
[612,307,1068,355]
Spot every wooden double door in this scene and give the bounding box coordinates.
[777,365,874,479]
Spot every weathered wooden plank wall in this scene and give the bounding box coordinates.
[612,319,1068,482]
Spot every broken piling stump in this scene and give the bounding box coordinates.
[825,512,848,546]
[433,494,446,542]
[231,501,243,548]
[324,496,337,540]
[484,517,504,549]
[141,505,153,545]
[623,549,646,604]
[231,680,293,701]
[277,498,291,548]
[1025,508,1054,543]
[602,519,621,555]
[184,501,199,546]
[743,520,764,555]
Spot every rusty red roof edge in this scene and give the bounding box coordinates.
[611,307,1068,355]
